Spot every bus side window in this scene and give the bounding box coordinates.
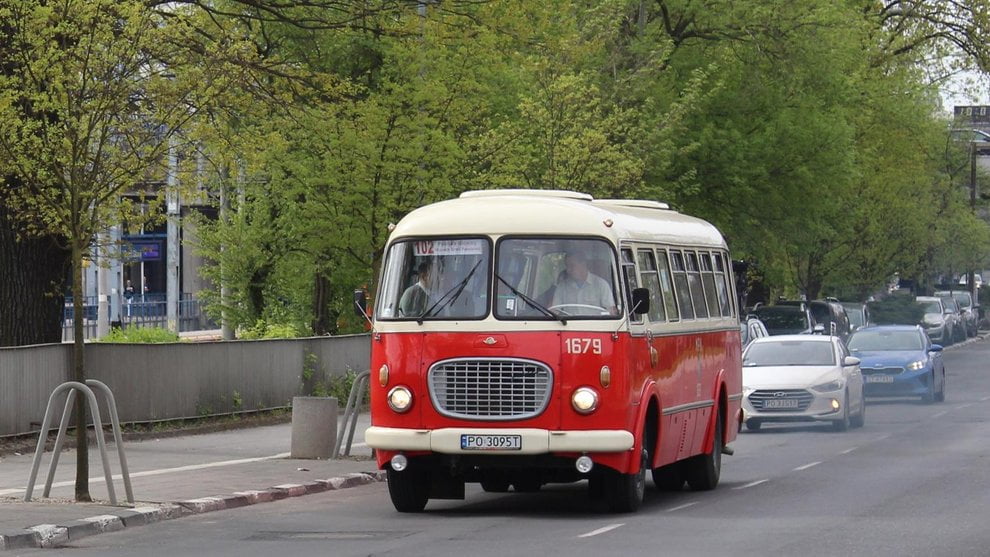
[655,249,679,321]
[670,250,695,319]
[685,251,710,318]
[621,248,642,323]
[699,251,720,318]
[713,252,733,317]
[636,248,666,322]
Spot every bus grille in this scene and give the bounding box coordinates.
[749,389,814,412]
[428,358,553,420]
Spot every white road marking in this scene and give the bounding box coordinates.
[980,396,990,402]
[957,403,973,410]
[840,447,857,455]
[793,461,821,471]
[733,479,769,490]
[0,452,292,495]
[665,502,699,512]
[932,411,948,419]
[874,434,891,442]
[578,523,625,538]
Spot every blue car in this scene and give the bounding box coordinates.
[846,325,945,402]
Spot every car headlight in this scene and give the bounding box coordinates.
[571,387,599,414]
[387,386,413,413]
[812,380,843,393]
[906,359,926,371]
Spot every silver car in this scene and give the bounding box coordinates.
[916,296,959,345]
[934,290,977,338]
[742,335,866,432]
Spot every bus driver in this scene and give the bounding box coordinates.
[399,259,433,317]
[551,251,618,315]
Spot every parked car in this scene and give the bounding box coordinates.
[741,335,865,432]
[751,303,816,336]
[777,299,852,343]
[957,273,983,289]
[740,316,770,348]
[916,296,958,346]
[934,290,978,337]
[940,295,967,344]
[840,301,870,332]
[846,325,945,402]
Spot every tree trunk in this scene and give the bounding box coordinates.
[71,242,91,502]
[0,202,69,346]
[312,271,332,335]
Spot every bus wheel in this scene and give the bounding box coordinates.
[387,467,429,513]
[607,448,647,513]
[686,408,723,491]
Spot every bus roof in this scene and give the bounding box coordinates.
[389,189,727,248]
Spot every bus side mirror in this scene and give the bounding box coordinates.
[354,289,368,317]
[631,287,650,315]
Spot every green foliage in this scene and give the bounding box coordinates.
[232,390,243,412]
[98,327,180,344]
[867,295,927,326]
[238,320,307,339]
[312,370,367,405]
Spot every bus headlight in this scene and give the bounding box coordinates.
[387,386,413,413]
[571,387,599,414]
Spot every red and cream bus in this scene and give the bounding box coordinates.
[361,190,742,513]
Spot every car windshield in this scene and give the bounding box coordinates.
[494,237,621,320]
[753,307,808,331]
[845,307,864,328]
[847,330,923,351]
[951,292,972,309]
[919,300,941,313]
[743,340,835,366]
[377,238,491,320]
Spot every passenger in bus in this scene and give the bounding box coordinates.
[399,259,433,317]
[551,251,618,315]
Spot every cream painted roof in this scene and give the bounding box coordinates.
[388,190,727,248]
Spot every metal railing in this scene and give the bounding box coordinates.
[62,293,216,341]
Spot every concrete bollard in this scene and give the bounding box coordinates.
[290,396,338,459]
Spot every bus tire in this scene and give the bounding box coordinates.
[686,407,723,491]
[607,448,647,513]
[387,467,429,513]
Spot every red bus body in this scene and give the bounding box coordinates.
[365,191,742,512]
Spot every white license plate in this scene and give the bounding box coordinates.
[866,375,895,383]
[461,434,522,451]
[763,399,799,409]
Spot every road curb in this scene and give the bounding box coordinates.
[0,470,386,551]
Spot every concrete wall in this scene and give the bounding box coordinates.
[0,334,370,437]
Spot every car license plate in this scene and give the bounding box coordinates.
[866,375,894,383]
[461,434,522,451]
[763,399,799,409]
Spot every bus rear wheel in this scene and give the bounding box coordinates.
[685,407,723,491]
[607,448,647,513]
[387,467,429,513]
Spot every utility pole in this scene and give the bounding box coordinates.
[969,141,978,301]
[166,136,180,333]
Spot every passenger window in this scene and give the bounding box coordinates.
[699,252,720,319]
[713,253,733,317]
[621,249,642,323]
[655,249,679,321]
[636,249,666,322]
[670,250,695,319]
[685,251,709,318]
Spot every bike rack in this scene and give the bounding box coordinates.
[333,370,370,458]
[24,380,133,505]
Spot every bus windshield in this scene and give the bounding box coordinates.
[377,238,491,320]
[495,237,621,320]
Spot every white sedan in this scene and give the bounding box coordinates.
[741,335,865,432]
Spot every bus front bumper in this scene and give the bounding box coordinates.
[365,426,634,455]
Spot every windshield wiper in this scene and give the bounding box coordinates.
[494,273,566,325]
[419,260,484,323]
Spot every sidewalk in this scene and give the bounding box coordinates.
[0,414,379,550]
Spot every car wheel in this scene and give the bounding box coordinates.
[831,393,850,432]
[745,419,762,432]
[851,396,866,428]
[685,407,723,491]
[935,369,946,402]
[923,372,936,403]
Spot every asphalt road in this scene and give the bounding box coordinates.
[25,339,990,557]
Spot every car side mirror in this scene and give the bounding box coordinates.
[353,289,368,317]
[631,287,650,315]
[929,344,943,352]
[843,356,860,367]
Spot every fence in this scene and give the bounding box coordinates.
[62,293,216,341]
[0,334,371,437]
